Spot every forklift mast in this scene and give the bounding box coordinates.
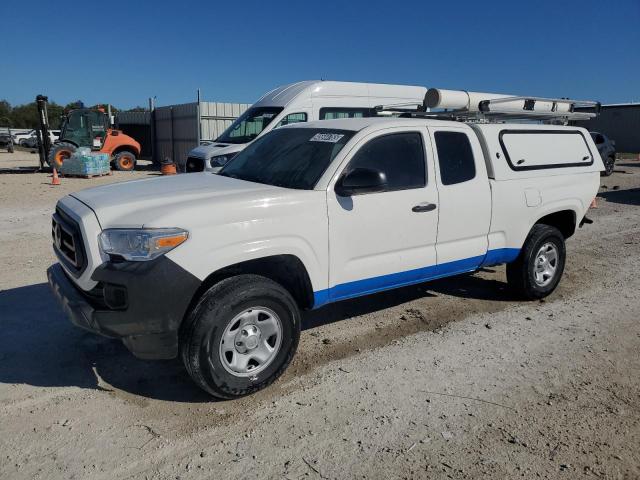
[36,95,51,170]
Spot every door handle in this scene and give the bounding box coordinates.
[412,202,437,213]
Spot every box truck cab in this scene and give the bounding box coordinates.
[183,80,427,172]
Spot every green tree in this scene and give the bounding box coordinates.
[0,100,11,126]
[5,100,65,129]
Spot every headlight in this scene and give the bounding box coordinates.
[210,153,238,168]
[99,228,188,261]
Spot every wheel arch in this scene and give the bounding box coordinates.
[57,139,79,148]
[533,209,577,239]
[111,145,139,157]
[185,254,315,319]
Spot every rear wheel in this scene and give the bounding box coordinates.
[113,151,136,171]
[601,156,615,176]
[507,224,566,299]
[47,142,76,169]
[180,275,301,399]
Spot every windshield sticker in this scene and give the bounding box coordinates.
[309,133,345,143]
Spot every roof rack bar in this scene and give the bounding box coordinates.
[374,89,601,123]
[478,96,601,114]
[373,108,597,122]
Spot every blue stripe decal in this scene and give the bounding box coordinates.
[312,248,521,309]
[480,247,521,267]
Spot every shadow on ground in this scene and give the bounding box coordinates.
[598,187,640,206]
[0,283,209,403]
[0,271,514,402]
[304,269,515,330]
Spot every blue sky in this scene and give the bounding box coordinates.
[2,0,639,108]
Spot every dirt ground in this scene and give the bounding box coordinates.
[0,150,638,480]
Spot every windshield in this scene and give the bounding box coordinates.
[219,128,355,189]
[216,106,284,144]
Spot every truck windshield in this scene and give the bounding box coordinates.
[219,128,355,190]
[216,107,284,144]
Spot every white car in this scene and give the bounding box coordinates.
[12,130,35,146]
[48,113,602,398]
[23,130,60,148]
[184,80,427,172]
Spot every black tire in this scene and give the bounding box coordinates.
[506,224,566,300]
[113,151,137,171]
[601,156,615,176]
[180,274,301,399]
[47,142,76,169]
[19,139,27,147]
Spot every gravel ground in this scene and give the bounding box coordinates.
[0,150,639,479]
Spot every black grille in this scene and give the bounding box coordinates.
[52,208,87,276]
[185,156,205,172]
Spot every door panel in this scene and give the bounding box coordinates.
[325,129,439,303]
[428,127,491,267]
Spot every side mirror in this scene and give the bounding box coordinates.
[335,168,387,196]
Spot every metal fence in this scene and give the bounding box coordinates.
[200,102,251,141]
[573,103,640,153]
[115,111,152,158]
[154,103,200,165]
[116,101,250,164]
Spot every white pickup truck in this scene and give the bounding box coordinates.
[48,116,602,398]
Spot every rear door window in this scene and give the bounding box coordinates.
[434,131,476,185]
[500,130,593,170]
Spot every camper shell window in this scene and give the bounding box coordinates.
[499,130,594,171]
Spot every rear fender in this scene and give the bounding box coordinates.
[101,130,141,156]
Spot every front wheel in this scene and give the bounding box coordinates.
[113,151,136,171]
[507,224,566,300]
[47,142,76,169]
[180,275,301,399]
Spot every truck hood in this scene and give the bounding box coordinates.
[70,173,282,228]
[188,142,243,160]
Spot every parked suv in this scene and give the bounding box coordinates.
[48,117,602,399]
[590,132,616,176]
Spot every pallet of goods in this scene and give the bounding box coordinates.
[60,148,111,178]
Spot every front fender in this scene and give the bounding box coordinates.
[167,234,326,294]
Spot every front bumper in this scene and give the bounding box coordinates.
[47,257,201,360]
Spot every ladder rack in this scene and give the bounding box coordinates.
[373,90,601,123]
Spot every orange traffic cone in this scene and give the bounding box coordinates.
[51,167,61,186]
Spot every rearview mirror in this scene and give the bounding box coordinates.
[335,168,387,196]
